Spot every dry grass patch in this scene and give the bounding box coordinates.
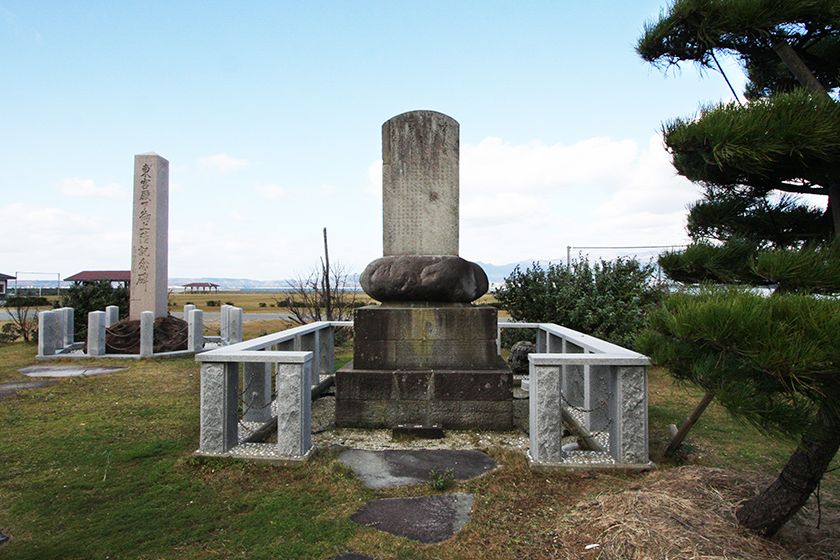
[551,466,839,560]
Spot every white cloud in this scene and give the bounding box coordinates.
[255,184,286,199]
[197,153,250,172]
[0,203,128,272]
[58,178,126,198]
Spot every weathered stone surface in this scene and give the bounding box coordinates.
[353,305,499,370]
[508,341,536,374]
[351,493,474,543]
[87,311,106,356]
[242,362,272,423]
[59,307,74,347]
[0,380,57,399]
[529,364,564,464]
[139,311,154,357]
[609,366,649,464]
[130,153,169,320]
[585,365,611,431]
[275,360,312,457]
[382,110,459,257]
[360,255,488,303]
[19,365,127,378]
[336,364,513,430]
[105,305,120,328]
[187,309,204,352]
[338,449,496,489]
[37,310,62,357]
[199,362,238,453]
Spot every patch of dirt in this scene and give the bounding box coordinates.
[550,466,839,559]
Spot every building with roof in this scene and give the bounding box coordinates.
[0,272,14,296]
[64,271,131,287]
[182,282,220,294]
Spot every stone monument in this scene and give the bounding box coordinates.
[129,153,169,320]
[335,111,513,430]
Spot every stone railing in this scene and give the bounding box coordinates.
[196,318,650,469]
[36,303,237,360]
[499,321,651,469]
[195,320,345,462]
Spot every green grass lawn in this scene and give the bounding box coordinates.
[0,342,836,559]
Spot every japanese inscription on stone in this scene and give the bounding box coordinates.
[130,153,169,320]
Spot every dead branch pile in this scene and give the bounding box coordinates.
[104,315,188,354]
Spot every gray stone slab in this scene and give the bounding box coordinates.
[140,311,154,357]
[338,449,495,489]
[351,493,474,543]
[18,365,127,378]
[329,555,374,560]
[382,111,459,257]
[0,380,57,398]
[87,310,106,356]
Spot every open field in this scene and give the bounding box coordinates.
[168,291,507,317]
[0,341,837,559]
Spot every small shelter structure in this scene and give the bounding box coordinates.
[65,271,131,288]
[183,282,220,294]
[0,272,14,296]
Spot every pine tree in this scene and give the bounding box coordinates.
[637,0,840,536]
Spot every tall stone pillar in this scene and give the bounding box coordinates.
[383,111,459,256]
[335,110,512,430]
[130,153,169,320]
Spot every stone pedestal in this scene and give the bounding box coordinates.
[337,110,513,431]
[336,304,513,430]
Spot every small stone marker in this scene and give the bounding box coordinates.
[139,311,154,357]
[351,493,474,543]
[130,153,169,320]
[105,305,120,328]
[37,310,62,356]
[87,311,106,356]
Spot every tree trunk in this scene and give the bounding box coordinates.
[735,402,840,536]
[664,390,715,458]
[323,227,333,321]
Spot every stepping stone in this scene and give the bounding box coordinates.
[18,365,127,378]
[351,493,474,544]
[0,380,57,399]
[329,555,374,560]
[338,449,495,489]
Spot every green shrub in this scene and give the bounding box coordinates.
[57,282,128,338]
[495,257,662,350]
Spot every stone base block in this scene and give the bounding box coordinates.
[353,304,499,370]
[335,363,513,430]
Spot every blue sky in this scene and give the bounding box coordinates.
[1,1,748,281]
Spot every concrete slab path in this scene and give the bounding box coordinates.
[338,449,496,489]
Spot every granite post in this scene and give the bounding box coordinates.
[275,356,313,457]
[130,153,169,320]
[242,361,272,423]
[199,362,239,453]
[188,309,204,352]
[59,307,74,348]
[608,366,649,464]
[37,310,62,357]
[87,311,106,356]
[529,363,564,464]
[140,311,154,357]
[105,305,120,328]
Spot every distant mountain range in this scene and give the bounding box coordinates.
[9,260,567,291]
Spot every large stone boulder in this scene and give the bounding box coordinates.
[360,255,488,303]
